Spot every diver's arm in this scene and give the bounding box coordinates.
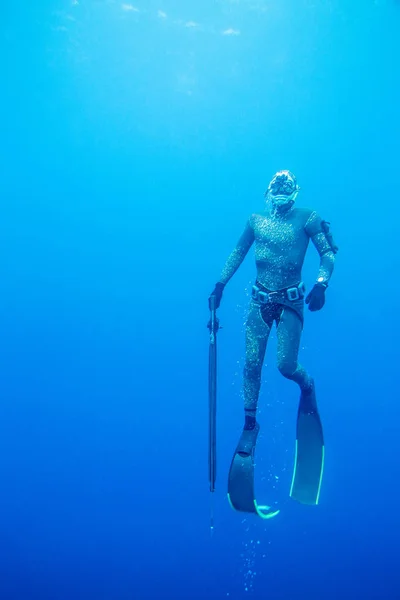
[209,219,255,309]
[312,243,335,286]
[219,219,255,285]
[304,211,338,311]
[305,212,338,286]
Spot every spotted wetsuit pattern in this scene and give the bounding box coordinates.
[218,206,336,413]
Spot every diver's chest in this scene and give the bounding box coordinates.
[254,217,303,247]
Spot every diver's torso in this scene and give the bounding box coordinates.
[251,207,313,290]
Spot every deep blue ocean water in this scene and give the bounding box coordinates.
[1,1,400,598]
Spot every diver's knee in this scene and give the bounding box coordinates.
[277,359,297,380]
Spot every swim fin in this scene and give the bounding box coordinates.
[227,423,280,519]
[290,380,324,505]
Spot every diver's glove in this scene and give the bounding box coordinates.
[209,282,225,310]
[305,283,327,312]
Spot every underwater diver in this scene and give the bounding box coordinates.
[208,170,338,516]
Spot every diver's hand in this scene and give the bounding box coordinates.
[305,283,326,311]
[209,282,225,310]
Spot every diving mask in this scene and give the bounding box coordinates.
[266,170,299,208]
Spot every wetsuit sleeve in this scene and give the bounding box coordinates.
[304,211,336,285]
[219,219,255,285]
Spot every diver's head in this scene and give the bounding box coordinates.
[265,170,299,211]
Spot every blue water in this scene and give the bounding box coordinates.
[1,1,400,598]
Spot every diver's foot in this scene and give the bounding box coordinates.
[237,421,260,457]
[244,415,257,430]
[300,378,317,414]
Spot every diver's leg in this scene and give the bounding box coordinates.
[243,301,271,429]
[276,308,312,391]
[278,308,323,504]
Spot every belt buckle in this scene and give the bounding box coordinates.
[251,285,259,301]
[258,290,269,304]
[252,285,269,304]
[287,286,299,302]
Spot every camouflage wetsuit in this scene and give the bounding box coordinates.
[217,206,336,416]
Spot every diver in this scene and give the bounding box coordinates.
[208,170,338,512]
